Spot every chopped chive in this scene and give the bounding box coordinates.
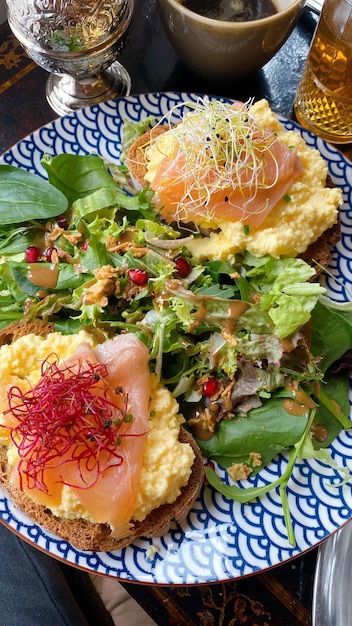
[283,194,291,203]
[243,224,250,235]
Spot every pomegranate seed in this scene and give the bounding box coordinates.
[202,378,218,397]
[56,215,68,229]
[174,256,191,278]
[82,239,89,250]
[25,245,41,263]
[44,246,57,262]
[127,268,149,286]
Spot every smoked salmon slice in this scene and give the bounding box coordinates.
[73,335,150,537]
[147,102,303,227]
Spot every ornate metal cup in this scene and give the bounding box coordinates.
[6,0,133,116]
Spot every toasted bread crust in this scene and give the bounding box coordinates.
[0,319,55,347]
[0,427,204,552]
[126,126,168,189]
[299,220,340,271]
[126,127,341,271]
[0,322,204,551]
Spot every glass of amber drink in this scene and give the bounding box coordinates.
[294,0,352,144]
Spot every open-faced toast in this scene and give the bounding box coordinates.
[0,321,204,552]
[125,111,341,270]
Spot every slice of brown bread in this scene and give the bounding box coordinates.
[0,319,55,347]
[0,428,203,552]
[126,125,167,190]
[299,220,340,271]
[0,322,204,552]
[126,127,341,272]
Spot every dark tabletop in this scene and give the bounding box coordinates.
[0,2,340,624]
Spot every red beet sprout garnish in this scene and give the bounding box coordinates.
[4,357,139,493]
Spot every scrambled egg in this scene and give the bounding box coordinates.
[145,99,342,260]
[0,331,95,429]
[0,332,194,524]
[132,373,194,521]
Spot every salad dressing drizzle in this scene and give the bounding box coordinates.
[283,398,311,416]
[27,263,59,289]
[224,301,250,333]
[283,382,317,416]
[311,423,328,442]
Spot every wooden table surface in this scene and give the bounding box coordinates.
[0,3,349,623]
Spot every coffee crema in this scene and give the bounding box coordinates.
[181,0,278,22]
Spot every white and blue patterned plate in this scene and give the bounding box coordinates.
[1,92,352,585]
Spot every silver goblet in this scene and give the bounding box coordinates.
[6,0,134,116]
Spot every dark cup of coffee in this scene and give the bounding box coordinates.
[158,0,305,80]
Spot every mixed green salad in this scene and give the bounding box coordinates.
[0,150,351,546]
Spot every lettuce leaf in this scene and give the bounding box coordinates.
[0,165,68,223]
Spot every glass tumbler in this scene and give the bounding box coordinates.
[294,0,352,144]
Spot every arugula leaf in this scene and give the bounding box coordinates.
[10,262,46,297]
[8,261,86,295]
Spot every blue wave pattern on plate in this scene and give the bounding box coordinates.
[1,93,352,584]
